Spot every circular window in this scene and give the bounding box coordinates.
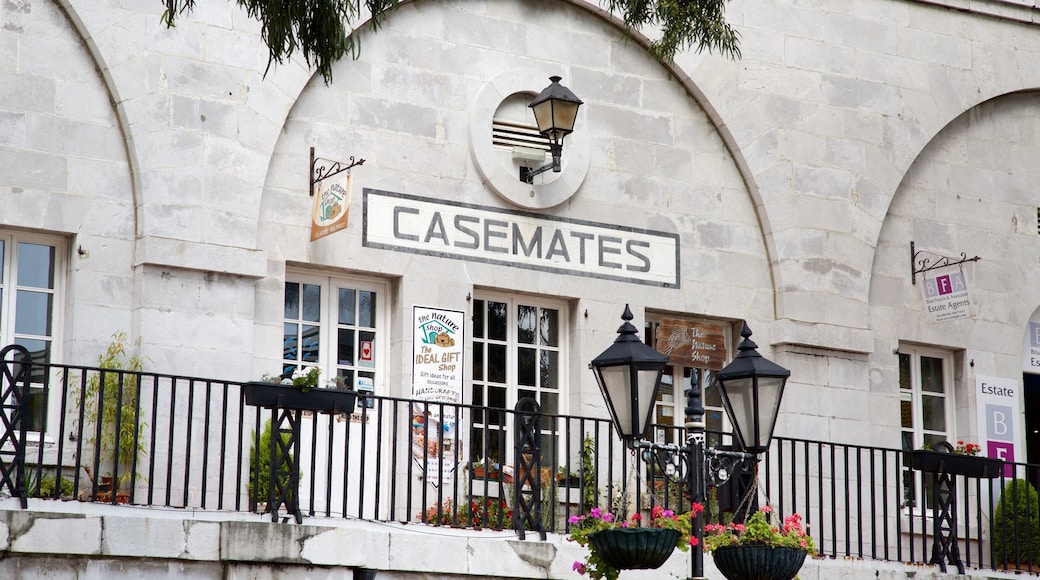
[469,70,589,209]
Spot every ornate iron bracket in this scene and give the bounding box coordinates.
[310,146,365,196]
[636,441,753,492]
[910,241,981,285]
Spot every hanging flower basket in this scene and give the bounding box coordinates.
[712,545,807,580]
[587,527,681,570]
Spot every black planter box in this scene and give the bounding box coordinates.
[588,528,680,570]
[243,382,358,414]
[909,449,1002,478]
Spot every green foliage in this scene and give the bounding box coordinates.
[603,0,741,62]
[417,497,514,529]
[82,332,147,493]
[248,418,292,506]
[580,435,599,512]
[159,1,741,85]
[993,479,1040,566]
[161,0,399,85]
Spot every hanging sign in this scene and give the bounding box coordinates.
[411,306,465,483]
[655,318,727,370]
[919,265,974,323]
[310,172,352,241]
[1023,321,1040,373]
[975,375,1022,477]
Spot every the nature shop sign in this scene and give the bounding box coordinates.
[655,318,727,370]
[363,189,681,288]
[411,306,465,484]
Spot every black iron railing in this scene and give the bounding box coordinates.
[2,353,1039,574]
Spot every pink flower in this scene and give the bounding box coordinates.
[568,515,583,524]
[572,561,587,574]
[761,505,772,514]
[630,513,642,522]
[651,505,664,519]
[688,535,699,546]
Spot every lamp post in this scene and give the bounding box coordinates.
[590,308,790,579]
[522,76,583,183]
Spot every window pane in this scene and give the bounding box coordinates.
[359,290,376,328]
[338,288,356,325]
[15,290,52,336]
[359,331,375,367]
[338,328,355,365]
[301,324,320,362]
[920,356,944,393]
[488,301,507,341]
[488,344,507,383]
[900,392,913,429]
[541,391,559,415]
[284,282,300,319]
[473,344,484,381]
[517,305,536,344]
[16,337,50,383]
[541,350,558,389]
[922,394,946,431]
[517,347,535,386]
[283,322,299,362]
[302,284,321,322]
[16,243,54,289]
[540,308,559,347]
[898,353,910,390]
[473,300,485,339]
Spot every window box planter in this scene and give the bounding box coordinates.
[711,545,808,580]
[243,382,357,414]
[909,450,1002,479]
[587,527,680,570]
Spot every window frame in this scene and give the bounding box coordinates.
[0,230,67,440]
[282,270,388,394]
[469,292,568,466]
[899,344,956,512]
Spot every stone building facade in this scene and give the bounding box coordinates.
[3,0,1040,577]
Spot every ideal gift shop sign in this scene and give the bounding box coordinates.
[363,189,681,288]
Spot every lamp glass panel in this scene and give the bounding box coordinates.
[719,376,755,449]
[551,101,580,133]
[756,376,786,450]
[597,364,634,437]
[531,100,554,133]
[635,367,663,437]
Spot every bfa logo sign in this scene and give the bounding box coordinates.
[925,271,966,297]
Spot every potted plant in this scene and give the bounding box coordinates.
[568,504,700,579]
[703,505,816,580]
[81,332,148,501]
[992,479,1040,569]
[243,367,357,414]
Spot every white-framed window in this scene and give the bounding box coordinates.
[643,316,731,449]
[282,272,387,394]
[470,293,567,465]
[899,344,954,509]
[0,231,65,433]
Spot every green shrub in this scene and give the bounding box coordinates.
[993,479,1040,566]
[248,419,292,507]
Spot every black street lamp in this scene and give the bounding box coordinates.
[523,76,583,183]
[590,308,790,579]
[589,304,668,443]
[715,322,791,455]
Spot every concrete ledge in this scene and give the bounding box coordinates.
[134,236,267,278]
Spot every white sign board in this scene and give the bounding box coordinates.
[920,265,974,323]
[364,189,681,288]
[975,375,1022,477]
[411,306,465,483]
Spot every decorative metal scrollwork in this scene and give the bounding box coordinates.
[310,146,365,196]
[910,241,981,285]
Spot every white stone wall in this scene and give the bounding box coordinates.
[4,0,1040,571]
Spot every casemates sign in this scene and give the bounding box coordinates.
[363,189,681,287]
